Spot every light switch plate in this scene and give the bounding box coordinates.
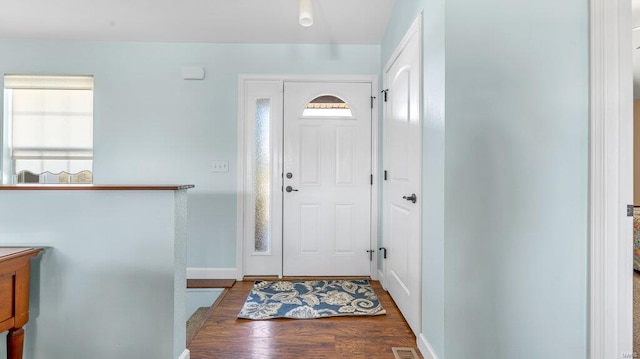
[212,160,229,173]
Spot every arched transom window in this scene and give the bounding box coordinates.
[302,95,353,117]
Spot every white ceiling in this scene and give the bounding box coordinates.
[0,0,395,44]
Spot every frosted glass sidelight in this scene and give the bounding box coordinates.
[254,99,271,253]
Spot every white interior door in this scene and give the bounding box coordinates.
[382,19,422,334]
[283,82,372,276]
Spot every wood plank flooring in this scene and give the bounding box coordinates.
[188,280,422,359]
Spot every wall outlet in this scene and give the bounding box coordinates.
[212,160,229,173]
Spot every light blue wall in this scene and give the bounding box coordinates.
[381,0,589,358]
[0,189,188,359]
[445,0,589,357]
[0,40,381,270]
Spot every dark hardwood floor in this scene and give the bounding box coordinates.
[188,280,422,359]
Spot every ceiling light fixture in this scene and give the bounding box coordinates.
[299,0,313,27]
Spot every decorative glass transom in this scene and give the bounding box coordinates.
[302,95,353,117]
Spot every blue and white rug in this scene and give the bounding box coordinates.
[237,279,386,320]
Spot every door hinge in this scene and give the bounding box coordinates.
[370,96,376,109]
[628,204,635,217]
[370,174,373,185]
[366,249,375,261]
[381,89,389,102]
[384,170,388,181]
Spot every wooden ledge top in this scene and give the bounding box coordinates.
[187,279,236,289]
[0,184,195,191]
[0,247,43,261]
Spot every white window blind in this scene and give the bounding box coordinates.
[4,75,94,182]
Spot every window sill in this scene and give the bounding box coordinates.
[0,184,195,191]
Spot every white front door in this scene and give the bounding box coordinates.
[283,82,372,276]
[382,19,422,334]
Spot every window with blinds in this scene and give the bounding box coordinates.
[3,75,94,184]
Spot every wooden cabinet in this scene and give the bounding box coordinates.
[0,248,42,359]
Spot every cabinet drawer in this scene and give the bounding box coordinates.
[0,274,14,323]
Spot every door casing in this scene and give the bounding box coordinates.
[236,74,379,280]
[589,0,633,357]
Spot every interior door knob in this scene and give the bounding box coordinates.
[402,193,417,203]
[285,186,298,193]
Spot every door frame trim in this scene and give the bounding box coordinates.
[589,0,633,357]
[236,74,379,280]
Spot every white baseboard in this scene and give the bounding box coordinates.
[187,267,237,279]
[177,348,190,359]
[417,333,440,359]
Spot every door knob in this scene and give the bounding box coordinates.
[285,186,298,193]
[402,193,417,203]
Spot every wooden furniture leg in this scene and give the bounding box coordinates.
[7,327,24,359]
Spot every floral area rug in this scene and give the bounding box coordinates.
[237,279,386,320]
